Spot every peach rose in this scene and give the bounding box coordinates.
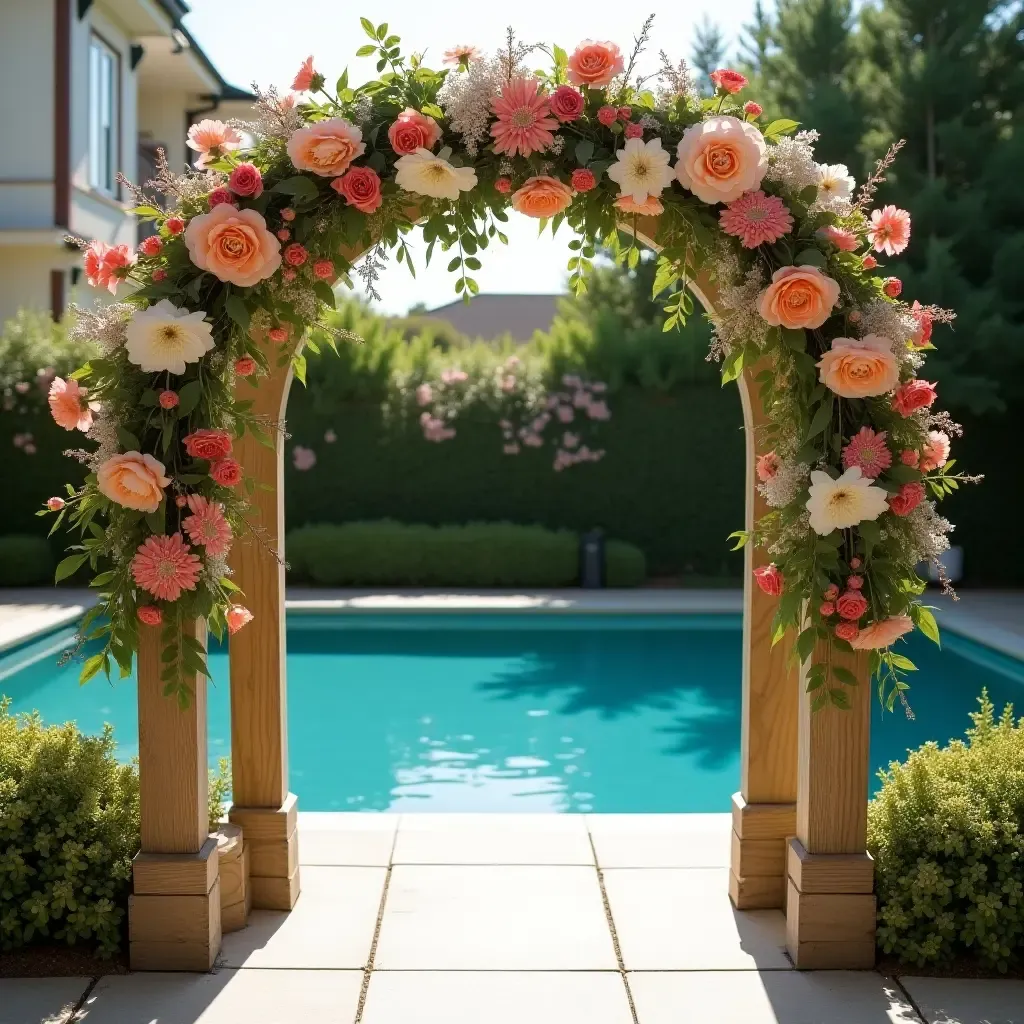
[184,204,281,287]
[675,115,767,204]
[511,176,574,219]
[850,615,914,650]
[816,335,900,399]
[97,452,171,513]
[388,108,442,156]
[758,265,841,330]
[614,195,664,216]
[567,40,624,88]
[286,118,365,177]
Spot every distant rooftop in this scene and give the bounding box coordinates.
[418,294,563,342]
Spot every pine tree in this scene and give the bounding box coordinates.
[691,16,727,96]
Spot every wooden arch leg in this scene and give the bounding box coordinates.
[227,373,300,911]
[729,364,799,910]
[130,621,221,970]
[786,645,875,968]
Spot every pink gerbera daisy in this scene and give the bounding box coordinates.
[719,191,793,248]
[131,533,202,603]
[490,78,559,158]
[182,494,232,556]
[841,426,892,479]
[868,205,911,256]
[443,44,481,67]
[818,225,859,251]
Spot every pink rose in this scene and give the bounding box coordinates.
[819,602,836,617]
[184,205,281,287]
[138,605,163,627]
[901,449,919,467]
[550,86,585,122]
[567,40,624,88]
[277,229,291,241]
[284,243,308,266]
[710,69,748,94]
[234,357,256,377]
[226,605,254,634]
[862,254,878,269]
[835,621,860,642]
[280,207,296,222]
[152,268,167,282]
[331,166,383,214]
[228,162,263,198]
[268,327,289,343]
[743,101,762,117]
[208,187,234,208]
[624,122,644,139]
[158,390,179,409]
[824,584,840,601]
[883,277,902,298]
[313,259,335,280]
[850,558,862,570]
[210,457,242,487]
[889,482,925,516]
[847,575,864,590]
[183,429,232,461]
[892,379,938,417]
[139,235,163,256]
[598,105,618,126]
[495,177,512,193]
[816,335,900,399]
[388,107,442,155]
[571,168,597,192]
[836,590,868,621]
[617,106,632,120]
[753,564,784,597]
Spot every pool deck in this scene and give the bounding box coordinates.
[2,585,1023,659]
[3,813,1019,1024]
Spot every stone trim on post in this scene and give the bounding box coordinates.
[130,620,221,971]
[786,643,875,968]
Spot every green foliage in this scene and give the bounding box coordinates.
[208,757,231,833]
[0,535,54,586]
[868,691,1024,970]
[606,539,647,587]
[0,701,139,955]
[286,520,645,588]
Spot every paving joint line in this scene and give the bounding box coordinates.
[588,832,640,1024]
[888,971,928,1023]
[68,975,99,1022]
[352,822,401,1022]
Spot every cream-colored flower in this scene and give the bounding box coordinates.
[815,163,854,203]
[394,147,477,200]
[125,300,215,375]
[805,467,889,536]
[607,137,675,204]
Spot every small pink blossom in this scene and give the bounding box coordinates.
[234,357,256,377]
[883,277,902,298]
[522,432,544,448]
[571,168,597,192]
[818,225,859,251]
[209,457,242,487]
[159,390,179,410]
[920,431,950,472]
[743,101,762,117]
[47,497,65,511]
[847,575,864,590]
[597,105,618,126]
[819,602,836,617]
[868,205,911,256]
[910,301,933,347]
[313,259,335,280]
[443,45,481,67]
[563,432,579,449]
[268,327,289,343]
[292,445,317,471]
[277,229,291,241]
[324,429,337,443]
[624,122,644,139]
[48,376,93,432]
[753,564,784,597]
[824,584,840,601]
[835,621,859,642]
[280,207,296,222]
[849,558,862,570]
[139,235,163,256]
[416,383,433,406]
[756,451,780,482]
[495,177,512,193]
[586,400,610,421]
[284,243,308,266]
[503,442,520,455]
[152,268,167,282]
[901,449,920,467]
[226,605,254,634]
[228,162,263,198]
[862,254,878,269]
[208,187,234,208]
[557,406,574,424]
[137,605,163,627]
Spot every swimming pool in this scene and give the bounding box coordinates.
[2,612,1022,812]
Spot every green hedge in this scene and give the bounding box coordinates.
[286,521,646,587]
[868,691,1024,970]
[0,535,54,586]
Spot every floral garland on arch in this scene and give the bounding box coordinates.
[45,17,977,709]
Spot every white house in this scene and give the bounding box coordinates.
[0,0,253,323]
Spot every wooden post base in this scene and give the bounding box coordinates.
[216,824,251,933]
[728,793,795,909]
[230,793,300,911]
[785,838,876,969]
[130,838,221,971]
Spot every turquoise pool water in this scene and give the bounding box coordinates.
[2,613,1022,812]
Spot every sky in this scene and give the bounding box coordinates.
[181,0,758,313]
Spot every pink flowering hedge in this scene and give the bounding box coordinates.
[43,17,972,709]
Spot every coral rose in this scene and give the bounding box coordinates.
[330,166,383,214]
[598,105,618,126]
[753,564,784,597]
[571,168,597,192]
[284,243,308,266]
[226,605,254,634]
[208,187,234,208]
[892,379,937,417]
[624,122,644,139]
[166,217,185,235]
[139,235,163,256]
[183,428,232,461]
[675,115,767,204]
[184,204,281,287]
[210,457,242,487]
[816,335,900,399]
[550,85,585,122]
[286,118,365,177]
[495,177,512,194]
[313,259,335,280]
[835,621,859,642]
[836,590,868,621]
[234,356,256,377]
[850,615,914,649]
[137,605,163,627]
[820,602,835,617]
[758,265,841,330]
[48,376,93,431]
[710,69,748,94]
[97,452,171,513]
[567,40,624,88]
[614,195,664,216]
[889,481,925,516]
[159,390,179,409]
[388,107,442,155]
[228,162,263,198]
[511,176,574,219]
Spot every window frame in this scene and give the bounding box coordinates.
[87,31,121,196]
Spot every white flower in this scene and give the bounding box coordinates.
[815,163,854,201]
[125,300,215,375]
[394,148,478,200]
[607,137,675,203]
[805,466,889,536]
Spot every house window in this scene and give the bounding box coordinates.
[88,34,119,194]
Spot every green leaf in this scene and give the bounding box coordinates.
[795,247,826,268]
[832,665,859,686]
[312,280,336,308]
[764,118,799,138]
[888,464,923,484]
[226,295,250,332]
[271,175,319,200]
[356,44,377,56]
[652,257,678,299]
[360,16,377,39]
[176,379,203,417]
[888,653,918,671]
[798,184,818,205]
[796,626,817,663]
[292,352,307,386]
[829,687,850,709]
[721,347,744,384]
[806,397,834,439]
[913,605,941,646]
[574,139,595,165]
[54,552,88,582]
[80,653,105,685]
[116,426,140,451]
[781,327,805,352]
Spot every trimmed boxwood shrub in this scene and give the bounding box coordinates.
[868,691,1024,971]
[286,520,646,588]
[0,534,55,586]
[606,539,647,587]
[0,701,139,955]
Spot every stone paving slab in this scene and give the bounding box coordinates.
[900,976,1024,1024]
[297,812,397,866]
[361,971,634,1024]
[374,864,617,970]
[603,867,790,970]
[78,969,362,1023]
[218,866,385,969]
[0,977,90,1024]
[587,812,731,868]
[628,971,922,1024]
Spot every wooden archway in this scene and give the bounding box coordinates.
[131,214,875,971]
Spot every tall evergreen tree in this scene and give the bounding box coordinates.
[691,16,727,95]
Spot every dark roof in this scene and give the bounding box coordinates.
[419,293,562,342]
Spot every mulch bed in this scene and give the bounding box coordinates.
[879,956,1024,981]
[0,945,129,978]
